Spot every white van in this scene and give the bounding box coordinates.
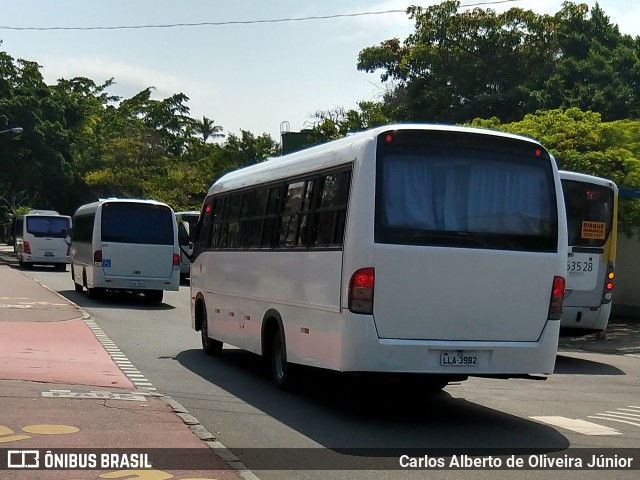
[175,211,200,282]
[14,210,71,270]
[70,199,180,303]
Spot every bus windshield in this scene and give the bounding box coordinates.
[561,179,615,248]
[101,202,174,245]
[26,216,70,238]
[375,130,558,252]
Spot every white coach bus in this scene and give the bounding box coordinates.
[190,124,568,391]
[70,198,181,303]
[559,170,618,336]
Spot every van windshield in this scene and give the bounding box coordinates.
[26,216,70,238]
[561,179,614,248]
[375,130,558,252]
[102,203,174,245]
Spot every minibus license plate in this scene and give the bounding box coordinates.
[130,281,145,287]
[441,351,478,366]
[44,251,54,257]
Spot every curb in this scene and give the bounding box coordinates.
[155,393,261,480]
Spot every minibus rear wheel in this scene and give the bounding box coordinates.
[200,305,222,356]
[271,329,298,390]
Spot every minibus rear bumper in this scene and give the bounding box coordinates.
[95,275,180,292]
[560,303,611,332]
[21,254,70,265]
[340,315,560,376]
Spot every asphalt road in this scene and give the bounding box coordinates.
[18,264,640,480]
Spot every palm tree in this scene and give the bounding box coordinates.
[193,116,224,143]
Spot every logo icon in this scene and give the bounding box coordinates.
[7,450,40,469]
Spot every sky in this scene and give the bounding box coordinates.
[1,0,639,141]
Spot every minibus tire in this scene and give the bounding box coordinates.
[271,329,297,390]
[72,265,81,290]
[201,307,222,356]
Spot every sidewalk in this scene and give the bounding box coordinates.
[0,245,253,480]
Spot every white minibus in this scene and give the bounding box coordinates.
[175,211,200,282]
[70,199,180,303]
[14,210,71,270]
[190,124,568,391]
[559,170,618,336]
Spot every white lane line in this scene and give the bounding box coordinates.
[589,415,640,427]
[83,318,156,392]
[530,416,621,435]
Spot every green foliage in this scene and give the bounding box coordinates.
[538,3,640,120]
[219,130,280,170]
[0,48,280,225]
[0,51,78,215]
[190,116,224,143]
[357,1,640,125]
[305,102,392,145]
[358,0,558,123]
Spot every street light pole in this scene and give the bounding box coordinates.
[0,127,23,135]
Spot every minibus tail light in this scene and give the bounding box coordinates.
[93,249,102,266]
[548,276,565,320]
[173,253,180,268]
[349,268,374,314]
[602,262,615,304]
[23,241,31,255]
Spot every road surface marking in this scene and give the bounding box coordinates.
[588,415,640,427]
[21,424,79,434]
[530,416,621,435]
[42,390,149,401]
[1,424,79,444]
[83,319,157,391]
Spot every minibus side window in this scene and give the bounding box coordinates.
[193,198,215,257]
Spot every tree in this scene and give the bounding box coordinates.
[357,1,557,123]
[304,102,392,145]
[218,130,280,170]
[84,125,170,199]
[191,116,224,143]
[0,44,279,224]
[356,1,640,125]
[537,3,640,120]
[0,51,78,215]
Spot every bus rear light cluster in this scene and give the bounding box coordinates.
[602,261,615,304]
[23,241,31,255]
[548,276,565,320]
[173,253,180,268]
[349,268,374,314]
[93,249,102,266]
